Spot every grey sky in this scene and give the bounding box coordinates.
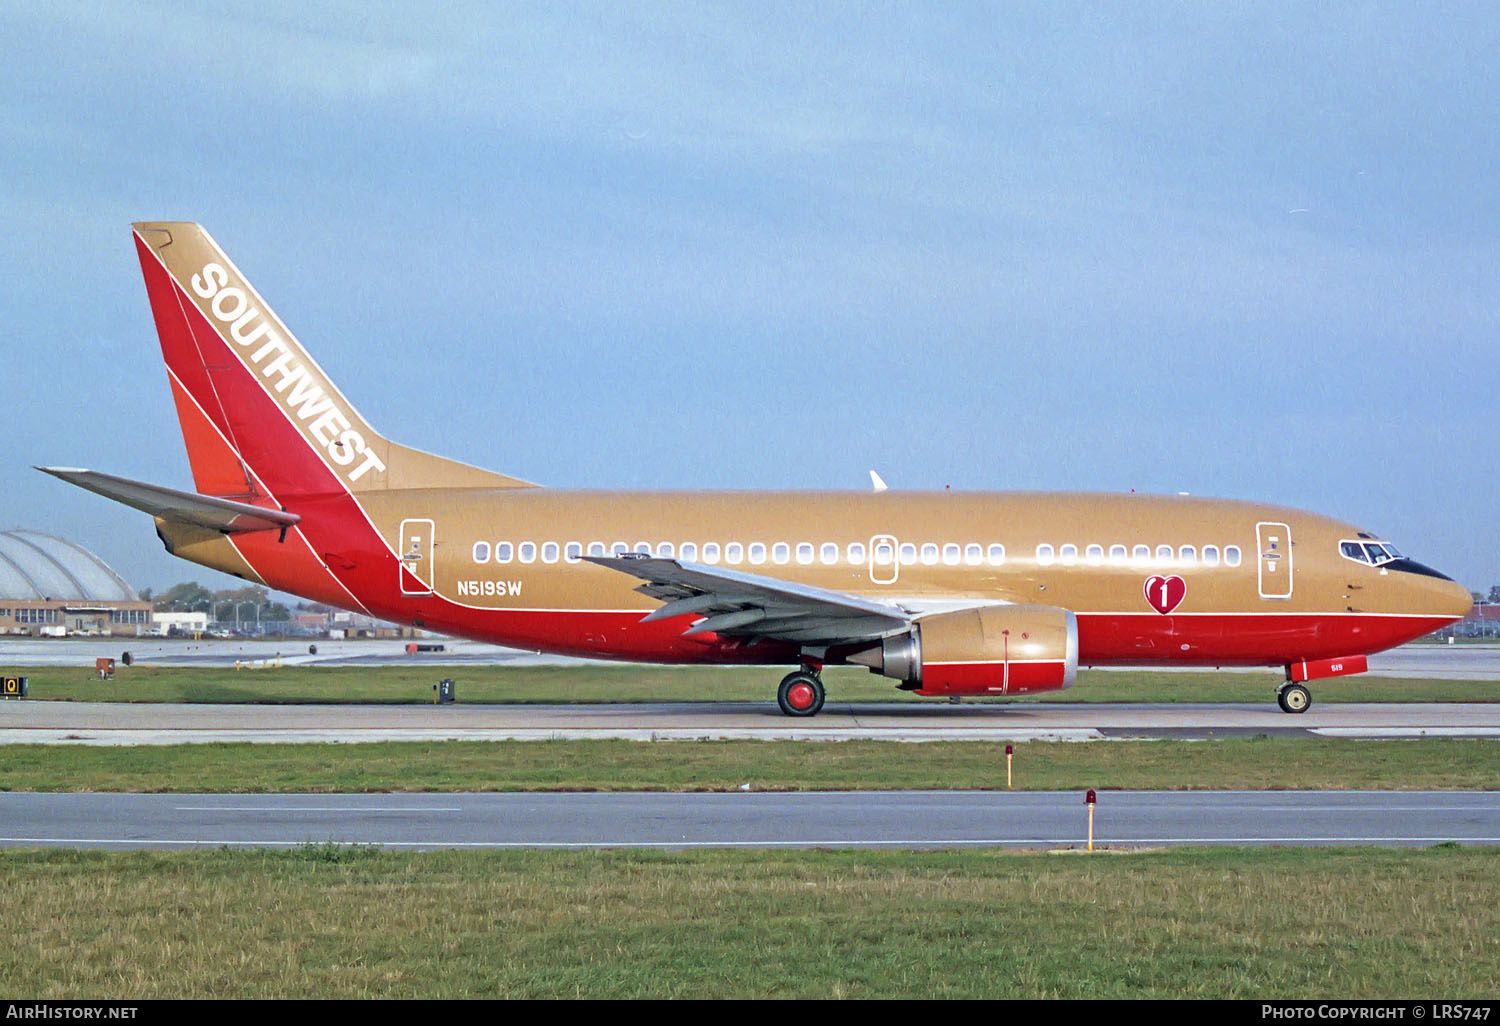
[3,2,1497,593]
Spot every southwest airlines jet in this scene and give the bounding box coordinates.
[41,223,1472,716]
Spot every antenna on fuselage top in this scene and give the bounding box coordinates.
[869,470,888,493]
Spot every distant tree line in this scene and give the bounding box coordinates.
[140,582,292,622]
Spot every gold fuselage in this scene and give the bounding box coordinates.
[353,487,1461,622]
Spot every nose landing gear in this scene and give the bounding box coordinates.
[1277,681,1311,714]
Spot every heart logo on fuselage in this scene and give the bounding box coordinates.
[1143,574,1187,615]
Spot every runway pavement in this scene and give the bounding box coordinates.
[3,698,1499,743]
[1,790,1494,850]
[2,638,1497,744]
[3,637,1500,678]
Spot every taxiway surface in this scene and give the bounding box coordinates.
[3,639,1496,743]
[3,637,1500,678]
[1,790,1494,850]
[3,698,1499,743]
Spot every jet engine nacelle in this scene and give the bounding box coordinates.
[849,604,1078,696]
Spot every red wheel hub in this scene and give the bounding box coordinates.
[786,681,816,710]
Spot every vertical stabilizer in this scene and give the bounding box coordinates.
[132,222,537,498]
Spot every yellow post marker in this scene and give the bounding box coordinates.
[1085,789,1096,852]
[1005,744,1013,789]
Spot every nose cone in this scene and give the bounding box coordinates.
[1385,559,1472,621]
[1413,572,1474,621]
[1439,577,1475,620]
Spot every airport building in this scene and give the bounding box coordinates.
[0,530,152,636]
[1439,602,1500,640]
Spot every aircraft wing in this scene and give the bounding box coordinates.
[583,554,911,645]
[36,467,301,535]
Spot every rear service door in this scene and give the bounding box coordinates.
[399,518,436,595]
[1256,521,1293,599]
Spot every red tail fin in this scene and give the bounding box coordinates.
[132,222,537,499]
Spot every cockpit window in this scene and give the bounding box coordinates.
[1341,539,1400,566]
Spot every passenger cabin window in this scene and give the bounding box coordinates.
[821,543,839,565]
[634,542,651,555]
[964,543,984,566]
[472,541,491,563]
[899,543,917,565]
[1109,545,1127,564]
[1086,544,1104,564]
[1132,545,1150,564]
[1156,545,1173,562]
[920,543,939,566]
[656,542,674,558]
[702,543,721,564]
[564,542,582,563]
[748,542,767,564]
[680,543,698,562]
[518,542,537,564]
[541,542,560,564]
[773,542,791,565]
[1059,544,1078,565]
[587,542,606,557]
[987,544,1005,566]
[872,541,893,565]
[796,543,814,565]
[1225,545,1242,567]
[725,543,744,564]
[1203,545,1220,566]
[1179,545,1196,563]
[850,541,869,564]
[942,543,961,566]
[1036,544,1055,566]
[496,542,514,564]
[611,542,629,556]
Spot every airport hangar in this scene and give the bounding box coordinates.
[0,529,152,636]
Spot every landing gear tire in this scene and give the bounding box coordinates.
[777,671,826,717]
[1277,682,1311,714]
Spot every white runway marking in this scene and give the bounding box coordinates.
[1310,727,1500,737]
[174,806,463,813]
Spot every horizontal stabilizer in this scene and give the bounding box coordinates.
[36,467,301,535]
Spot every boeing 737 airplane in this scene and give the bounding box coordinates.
[41,223,1472,715]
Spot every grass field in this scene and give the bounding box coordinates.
[10,662,1500,704]
[6,664,1497,999]
[2,736,1496,792]
[3,845,1496,998]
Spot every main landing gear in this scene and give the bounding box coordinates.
[777,669,826,717]
[1277,681,1312,714]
